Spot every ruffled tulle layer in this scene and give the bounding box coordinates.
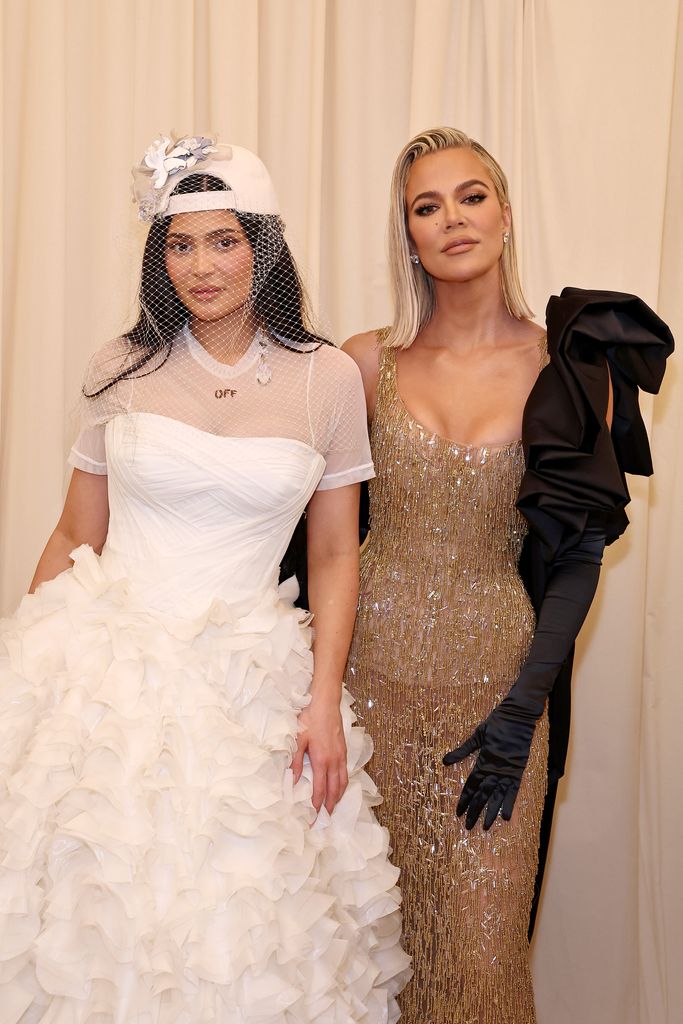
[0,546,410,1023]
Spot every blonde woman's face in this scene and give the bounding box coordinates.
[405,148,510,285]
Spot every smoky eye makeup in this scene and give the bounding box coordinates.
[414,203,439,216]
[409,178,492,215]
[166,229,240,252]
[409,190,440,214]
[166,238,192,253]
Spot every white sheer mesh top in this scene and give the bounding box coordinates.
[69,327,374,491]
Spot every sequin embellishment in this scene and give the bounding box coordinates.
[346,339,550,1024]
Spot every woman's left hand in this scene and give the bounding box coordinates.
[443,696,539,830]
[291,697,348,816]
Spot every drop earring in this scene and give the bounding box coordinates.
[503,232,510,244]
[256,335,273,385]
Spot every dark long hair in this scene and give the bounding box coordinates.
[86,173,329,396]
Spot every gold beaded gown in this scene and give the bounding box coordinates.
[346,339,550,1024]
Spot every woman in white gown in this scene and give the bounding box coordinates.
[0,136,409,1022]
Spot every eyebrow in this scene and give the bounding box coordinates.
[410,179,491,208]
[166,228,240,241]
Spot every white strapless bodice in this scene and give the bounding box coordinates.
[101,413,325,616]
[0,369,410,1023]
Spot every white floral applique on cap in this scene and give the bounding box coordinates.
[144,135,217,190]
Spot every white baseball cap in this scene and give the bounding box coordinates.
[131,135,280,221]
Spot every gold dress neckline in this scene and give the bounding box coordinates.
[380,330,548,452]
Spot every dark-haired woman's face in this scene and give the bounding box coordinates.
[405,148,510,285]
[164,210,254,322]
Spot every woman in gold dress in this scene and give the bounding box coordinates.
[343,127,672,1023]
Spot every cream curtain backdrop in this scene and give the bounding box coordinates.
[1,1,681,1021]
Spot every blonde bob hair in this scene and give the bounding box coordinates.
[385,126,533,349]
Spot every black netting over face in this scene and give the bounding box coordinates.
[71,174,373,492]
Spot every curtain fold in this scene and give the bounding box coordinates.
[1,2,680,1020]
[639,4,683,1020]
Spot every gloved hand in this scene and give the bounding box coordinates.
[444,525,606,829]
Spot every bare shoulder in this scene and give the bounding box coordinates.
[343,329,384,366]
[504,318,548,372]
[342,330,386,421]
[512,317,547,345]
[342,330,386,388]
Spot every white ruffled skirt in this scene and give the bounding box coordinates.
[0,547,410,1023]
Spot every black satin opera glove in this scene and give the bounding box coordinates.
[443,525,606,830]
